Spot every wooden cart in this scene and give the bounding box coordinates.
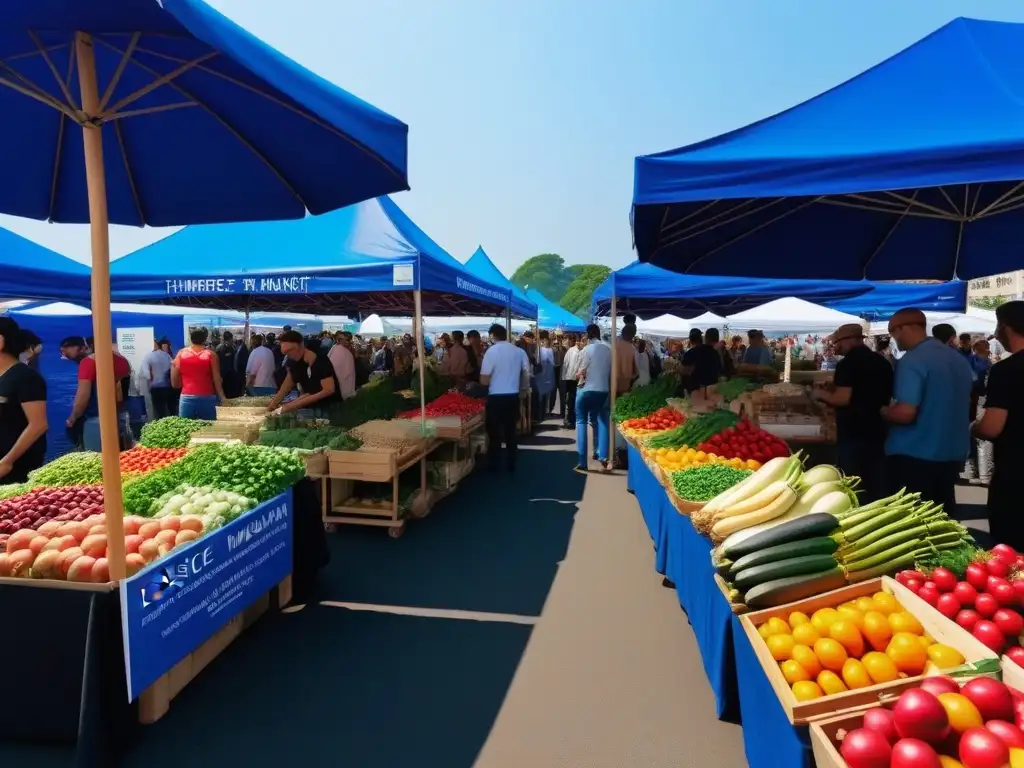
[319,441,439,538]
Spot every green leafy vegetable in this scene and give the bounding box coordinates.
[613,376,678,422]
[140,417,210,448]
[645,409,740,450]
[28,452,104,486]
[670,464,751,502]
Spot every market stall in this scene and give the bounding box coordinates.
[824,281,967,321]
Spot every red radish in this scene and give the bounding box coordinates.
[973,620,1007,653]
[955,582,979,606]
[993,609,1024,637]
[920,677,961,697]
[936,594,961,618]
[967,563,991,590]
[957,610,982,631]
[905,578,924,594]
[91,558,110,583]
[992,544,1017,561]
[893,689,950,742]
[124,553,145,577]
[57,547,83,577]
[992,583,1018,608]
[1007,646,1024,668]
[862,707,899,744]
[840,727,892,768]
[890,738,941,768]
[976,594,1000,618]
[918,583,940,606]
[962,678,1015,723]
[895,570,915,586]
[932,567,958,592]
[80,534,106,559]
[1014,580,1024,603]
[987,557,1011,578]
[138,521,161,540]
[1013,695,1024,729]
[988,576,1010,593]
[959,726,1010,768]
[28,535,49,555]
[984,720,1024,750]
[66,555,96,582]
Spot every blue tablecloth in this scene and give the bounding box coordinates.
[628,444,669,575]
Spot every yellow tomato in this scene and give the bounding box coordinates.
[766,634,796,662]
[758,623,775,640]
[888,611,924,635]
[926,644,965,669]
[939,757,966,768]
[886,632,928,675]
[781,659,811,684]
[788,611,810,628]
[836,605,866,632]
[811,608,839,635]
[1010,748,1024,768]
[746,459,761,470]
[813,638,848,672]
[791,681,823,701]
[828,619,865,658]
[861,611,893,652]
[938,693,983,733]
[918,635,932,651]
[791,644,822,677]
[841,658,872,690]
[792,623,820,647]
[861,651,900,683]
[854,596,877,615]
[817,670,848,696]
[766,617,791,636]
[871,592,899,615]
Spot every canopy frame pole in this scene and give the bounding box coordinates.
[505,306,511,334]
[76,32,127,582]
[609,296,617,465]
[413,290,428,504]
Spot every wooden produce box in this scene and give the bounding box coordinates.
[739,576,999,725]
[192,421,261,444]
[809,709,873,768]
[214,406,267,423]
[301,450,328,477]
[327,443,428,482]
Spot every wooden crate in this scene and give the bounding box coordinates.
[214,406,267,423]
[193,421,261,444]
[138,575,292,724]
[809,709,870,768]
[739,576,999,724]
[302,450,328,477]
[327,443,429,482]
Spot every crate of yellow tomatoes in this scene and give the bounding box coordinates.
[647,444,762,475]
[739,576,1000,724]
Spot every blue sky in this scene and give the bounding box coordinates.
[4,0,1024,275]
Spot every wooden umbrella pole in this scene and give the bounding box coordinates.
[609,297,617,464]
[77,32,127,581]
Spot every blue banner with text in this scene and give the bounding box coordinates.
[120,490,293,701]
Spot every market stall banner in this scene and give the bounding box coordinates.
[120,490,294,701]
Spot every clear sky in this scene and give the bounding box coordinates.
[4,0,1024,275]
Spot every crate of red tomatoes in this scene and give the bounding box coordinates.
[696,418,790,464]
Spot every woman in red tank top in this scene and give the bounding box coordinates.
[171,328,225,420]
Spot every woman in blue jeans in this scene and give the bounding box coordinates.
[574,324,612,472]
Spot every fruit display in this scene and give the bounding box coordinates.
[119,447,189,475]
[695,419,791,463]
[28,452,104,486]
[620,406,685,437]
[670,464,752,502]
[140,416,210,448]
[755,587,976,704]
[397,391,485,422]
[829,676,1024,768]
[0,484,105,537]
[644,409,741,451]
[613,376,679,422]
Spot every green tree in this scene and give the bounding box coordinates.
[559,265,611,317]
[510,253,571,300]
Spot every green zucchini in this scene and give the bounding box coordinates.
[728,537,839,578]
[734,554,839,592]
[744,567,848,610]
[722,512,838,561]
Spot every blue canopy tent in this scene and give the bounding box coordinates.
[591,262,874,318]
[464,246,538,319]
[824,281,966,320]
[632,18,1024,281]
[109,196,517,317]
[525,287,586,333]
[0,227,91,302]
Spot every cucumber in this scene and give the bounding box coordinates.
[744,567,848,610]
[728,537,839,577]
[722,512,838,561]
[734,554,839,592]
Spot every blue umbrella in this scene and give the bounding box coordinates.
[0,0,409,576]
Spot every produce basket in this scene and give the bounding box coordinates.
[327,443,429,482]
[666,487,704,516]
[191,422,261,444]
[214,406,268,423]
[739,576,999,725]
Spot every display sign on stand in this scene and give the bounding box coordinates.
[120,490,294,701]
[117,326,154,383]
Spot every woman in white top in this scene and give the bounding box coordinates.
[635,339,652,387]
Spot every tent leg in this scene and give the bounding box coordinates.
[609,297,617,466]
[77,32,126,582]
[505,306,511,334]
[414,290,427,422]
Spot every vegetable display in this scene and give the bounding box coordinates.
[119,447,189,475]
[670,464,752,502]
[140,417,210,448]
[696,419,791,462]
[644,409,740,451]
[151,485,254,531]
[0,484,104,536]
[713,377,754,402]
[832,677,1024,768]
[258,426,362,451]
[28,452,104,486]
[219,396,274,408]
[173,443,305,502]
[398,391,485,421]
[652,446,761,474]
[328,376,397,428]
[613,376,678,423]
[755,589,971,705]
[621,406,685,436]
[350,420,426,452]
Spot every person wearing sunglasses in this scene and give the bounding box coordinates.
[881,308,975,513]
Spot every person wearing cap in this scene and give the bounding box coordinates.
[812,324,894,502]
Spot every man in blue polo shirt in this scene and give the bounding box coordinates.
[882,308,974,513]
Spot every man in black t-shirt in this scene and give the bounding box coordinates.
[681,328,721,392]
[813,324,894,502]
[973,301,1024,548]
[266,331,340,416]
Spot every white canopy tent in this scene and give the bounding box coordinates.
[726,297,862,334]
[635,313,690,337]
[867,311,997,337]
